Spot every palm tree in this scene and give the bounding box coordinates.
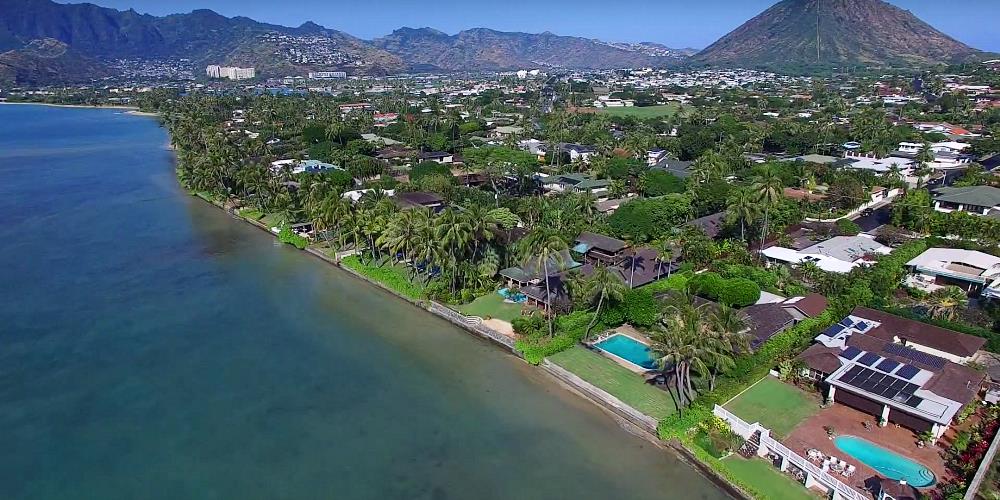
[752,167,784,256]
[435,208,473,294]
[726,187,758,243]
[706,306,750,390]
[582,266,627,339]
[925,286,967,321]
[655,239,675,280]
[521,228,569,337]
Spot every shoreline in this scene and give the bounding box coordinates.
[0,101,158,117]
[188,192,747,500]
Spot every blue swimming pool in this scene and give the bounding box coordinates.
[834,435,936,487]
[593,334,659,370]
[498,288,527,303]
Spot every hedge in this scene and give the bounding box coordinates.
[515,311,603,365]
[277,225,309,249]
[340,256,424,300]
[718,278,761,307]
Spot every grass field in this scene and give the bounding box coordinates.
[457,293,522,323]
[721,457,817,500]
[724,377,820,438]
[597,103,684,119]
[549,346,676,420]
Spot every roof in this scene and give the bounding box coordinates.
[878,478,919,500]
[761,246,858,273]
[500,250,581,283]
[687,212,726,239]
[797,343,843,374]
[618,247,676,288]
[907,248,1000,281]
[782,293,828,318]
[394,191,444,209]
[742,303,795,347]
[852,307,987,358]
[575,232,628,254]
[800,236,890,263]
[789,154,839,165]
[933,185,1000,208]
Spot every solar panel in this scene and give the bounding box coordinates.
[839,319,855,329]
[840,346,862,360]
[839,366,922,404]
[883,343,946,369]
[904,395,924,407]
[854,321,869,331]
[877,359,900,373]
[895,364,920,380]
[858,352,880,366]
[823,325,846,337]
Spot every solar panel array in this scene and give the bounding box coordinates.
[840,346,862,360]
[883,343,946,369]
[895,364,920,380]
[839,365,923,408]
[858,352,880,366]
[876,358,900,373]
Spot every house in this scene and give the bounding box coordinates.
[454,172,488,187]
[762,236,891,273]
[376,145,417,164]
[498,250,582,287]
[798,307,986,438]
[558,143,597,163]
[362,133,402,146]
[837,152,915,175]
[418,151,454,164]
[906,247,1000,298]
[742,303,796,348]
[339,102,372,115]
[595,196,635,214]
[617,247,677,289]
[647,148,668,167]
[373,113,398,126]
[573,232,629,266]
[269,159,343,175]
[651,157,695,178]
[932,186,1000,216]
[491,125,524,139]
[544,173,610,196]
[393,191,445,211]
[780,293,829,321]
[686,212,726,239]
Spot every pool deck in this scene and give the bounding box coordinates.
[783,404,954,494]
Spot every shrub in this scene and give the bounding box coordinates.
[515,311,602,364]
[410,161,453,183]
[277,225,308,249]
[718,278,761,307]
[689,272,725,300]
[835,218,861,236]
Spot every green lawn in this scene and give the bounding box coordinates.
[724,377,820,438]
[549,346,676,420]
[721,457,817,500]
[260,213,285,228]
[597,103,684,119]
[457,293,522,322]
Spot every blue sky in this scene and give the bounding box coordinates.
[60,0,1000,51]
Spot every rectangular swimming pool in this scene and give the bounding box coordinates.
[592,333,659,370]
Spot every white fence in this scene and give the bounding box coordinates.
[713,405,869,500]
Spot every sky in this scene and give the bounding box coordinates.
[58,0,1000,52]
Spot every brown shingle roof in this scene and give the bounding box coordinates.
[797,344,843,374]
[783,293,828,318]
[852,307,987,358]
[575,232,627,253]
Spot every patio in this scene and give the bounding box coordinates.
[783,403,954,494]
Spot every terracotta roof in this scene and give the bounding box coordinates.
[852,307,987,358]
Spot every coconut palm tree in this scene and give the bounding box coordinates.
[706,306,750,391]
[752,166,784,256]
[435,208,473,293]
[582,266,627,339]
[521,228,569,337]
[726,187,758,243]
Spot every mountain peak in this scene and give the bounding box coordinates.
[694,0,979,67]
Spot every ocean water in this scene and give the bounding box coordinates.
[0,104,730,500]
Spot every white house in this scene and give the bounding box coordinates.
[906,247,1000,298]
[763,236,891,274]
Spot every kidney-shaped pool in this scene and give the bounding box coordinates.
[834,435,936,487]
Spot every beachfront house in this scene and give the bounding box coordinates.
[797,307,986,438]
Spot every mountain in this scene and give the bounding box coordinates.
[0,0,686,81]
[0,38,110,84]
[372,27,682,71]
[694,0,980,68]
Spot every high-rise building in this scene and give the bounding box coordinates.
[206,65,256,80]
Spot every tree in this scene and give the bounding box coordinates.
[521,229,569,337]
[752,167,784,256]
[582,266,628,339]
[925,286,967,321]
[726,187,758,242]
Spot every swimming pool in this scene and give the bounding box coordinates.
[498,288,527,303]
[592,333,659,370]
[834,435,936,487]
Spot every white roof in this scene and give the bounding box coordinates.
[907,248,1000,278]
[800,236,891,262]
[761,246,858,273]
